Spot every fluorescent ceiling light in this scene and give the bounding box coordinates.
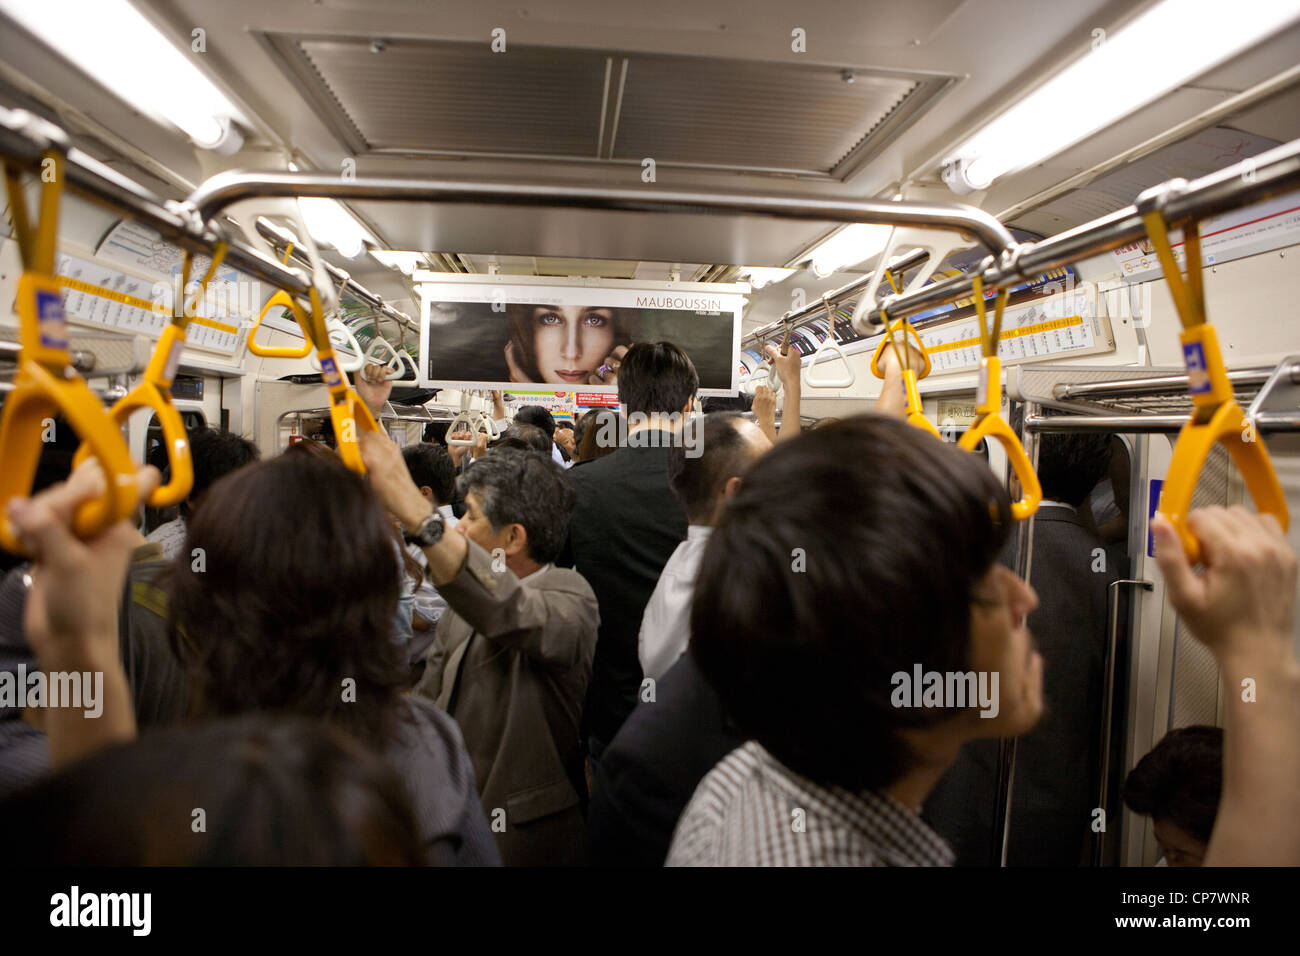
[0,0,247,149]
[807,223,894,278]
[738,267,797,289]
[943,0,1300,189]
[299,197,372,259]
[370,249,428,275]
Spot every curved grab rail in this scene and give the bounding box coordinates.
[956,276,1041,521]
[1138,185,1288,562]
[73,244,229,507]
[0,151,138,553]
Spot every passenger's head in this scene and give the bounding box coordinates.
[553,422,576,456]
[513,404,556,439]
[456,448,574,570]
[0,715,424,865]
[170,452,407,746]
[1036,430,1113,507]
[494,422,553,456]
[1122,725,1223,867]
[701,393,754,413]
[671,413,772,525]
[617,342,699,417]
[576,408,622,462]
[402,442,456,507]
[691,416,1041,794]
[183,426,260,517]
[507,305,635,385]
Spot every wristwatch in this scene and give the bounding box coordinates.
[402,510,445,547]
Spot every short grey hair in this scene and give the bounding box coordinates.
[458,448,575,563]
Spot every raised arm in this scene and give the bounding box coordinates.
[5,461,159,768]
[764,343,802,441]
[1152,507,1300,866]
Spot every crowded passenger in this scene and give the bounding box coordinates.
[663,416,1300,866]
[562,342,696,771]
[925,429,1120,865]
[145,427,259,560]
[1122,725,1224,867]
[359,433,597,865]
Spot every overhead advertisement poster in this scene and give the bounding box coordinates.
[418,282,743,396]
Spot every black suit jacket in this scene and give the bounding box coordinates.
[588,653,744,866]
[924,505,1120,865]
[562,434,688,745]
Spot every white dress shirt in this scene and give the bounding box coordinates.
[637,525,712,681]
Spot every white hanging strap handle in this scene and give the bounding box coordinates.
[849,225,972,337]
[803,295,855,389]
[310,318,365,372]
[366,335,405,380]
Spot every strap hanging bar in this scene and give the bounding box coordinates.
[0,146,139,553]
[957,275,1042,521]
[1137,182,1288,563]
[863,137,1300,328]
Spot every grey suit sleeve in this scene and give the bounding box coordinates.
[435,539,597,669]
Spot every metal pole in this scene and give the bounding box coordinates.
[1025,412,1300,434]
[991,399,1041,866]
[864,137,1300,327]
[183,171,1018,255]
[1094,578,1153,866]
[742,248,930,349]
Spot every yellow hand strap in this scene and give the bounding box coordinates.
[72,243,230,508]
[0,153,139,552]
[301,286,379,474]
[1143,212,1288,562]
[957,275,1040,521]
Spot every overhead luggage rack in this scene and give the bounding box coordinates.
[1008,360,1300,433]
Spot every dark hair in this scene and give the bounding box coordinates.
[506,305,636,382]
[514,405,556,439]
[183,427,260,517]
[691,415,1012,793]
[402,442,457,505]
[701,393,754,413]
[460,448,575,563]
[1122,725,1223,845]
[554,422,574,435]
[493,423,553,456]
[618,342,699,416]
[1037,430,1113,507]
[670,413,755,524]
[576,408,621,462]
[423,420,451,445]
[0,715,424,865]
[170,453,408,747]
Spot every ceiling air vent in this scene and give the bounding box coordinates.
[257,33,955,181]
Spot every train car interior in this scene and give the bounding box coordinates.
[1,0,1299,890]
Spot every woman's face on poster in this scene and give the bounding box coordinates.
[530,306,616,384]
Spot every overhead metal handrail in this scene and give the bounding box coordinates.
[862,137,1300,327]
[183,171,1017,255]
